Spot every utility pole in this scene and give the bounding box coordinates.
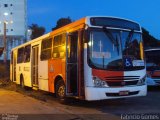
[3,21,7,64]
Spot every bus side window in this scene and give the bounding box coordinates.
[17,47,24,63]
[24,45,31,63]
[40,38,52,61]
[53,34,66,58]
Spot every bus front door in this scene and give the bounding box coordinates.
[32,45,39,90]
[66,30,85,98]
[66,32,78,96]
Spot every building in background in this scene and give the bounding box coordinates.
[0,0,27,60]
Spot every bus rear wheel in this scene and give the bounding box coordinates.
[55,80,66,103]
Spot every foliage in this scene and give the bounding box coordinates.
[29,24,45,40]
[142,28,160,49]
[52,17,72,30]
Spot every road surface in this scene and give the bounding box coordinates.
[0,88,120,120]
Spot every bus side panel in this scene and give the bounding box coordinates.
[17,63,32,87]
[38,58,49,91]
[16,63,21,85]
[48,59,66,93]
[23,63,32,87]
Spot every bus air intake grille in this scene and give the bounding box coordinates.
[104,76,140,87]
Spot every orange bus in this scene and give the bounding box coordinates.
[10,16,147,101]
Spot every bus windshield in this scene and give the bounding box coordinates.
[145,50,160,71]
[88,28,145,71]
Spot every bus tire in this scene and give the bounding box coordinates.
[55,80,66,103]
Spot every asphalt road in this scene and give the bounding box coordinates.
[0,86,159,120]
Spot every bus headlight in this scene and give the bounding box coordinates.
[137,76,146,85]
[93,76,108,87]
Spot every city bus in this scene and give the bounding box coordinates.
[145,48,160,86]
[10,16,147,101]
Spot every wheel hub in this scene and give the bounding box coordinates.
[58,85,65,97]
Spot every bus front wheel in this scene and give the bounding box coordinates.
[55,80,66,102]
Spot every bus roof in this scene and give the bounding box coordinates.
[11,32,51,51]
[11,16,141,51]
[11,17,87,51]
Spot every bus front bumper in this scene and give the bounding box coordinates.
[85,85,147,101]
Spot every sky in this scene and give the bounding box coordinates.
[27,0,160,39]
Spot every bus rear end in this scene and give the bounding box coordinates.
[83,16,147,100]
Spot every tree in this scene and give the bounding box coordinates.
[52,17,72,31]
[142,28,160,49]
[29,24,45,40]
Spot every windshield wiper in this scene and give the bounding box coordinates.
[125,29,134,48]
[103,26,116,44]
[102,26,120,55]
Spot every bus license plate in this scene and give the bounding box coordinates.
[119,91,129,96]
